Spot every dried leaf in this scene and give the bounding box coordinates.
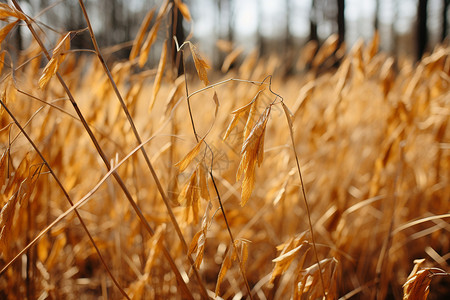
[156,0,170,19]
[240,162,256,207]
[215,252,232,297]
[350,39,365,81]
[198,164,209,200]
[403,259,446,300]
[0,4,25,20]
[37,235,50,263]
[255,122,266,166]
[297,258,336,299]
[39,33,71,88]
[188,42,210,86]
[188,230,202,256]
[241,107,271,155]
[380,57,395,97]
[0,192,19,258]
[221,46,244,72]
[164,76,185,115]
[272,243,307,263]
[216,39,233,53]
[273,180,287,206]
[223,113,241,141]
[270,232,310,284]
[243,103,257,142]
[175,138,204,172]
[212,91,219,119]
[129,8,155,60]
[0,150,7,186]
[190,202,211,270]
[149,41,167,111]
[239,49,259,77]
[178,170,200,223]
[178,170,196,206]
[297,40,318,70]
[175,0,191,22]
[241,241,249,267]
[365,31,379,61]
[312,33,339,67]
[139,21,161,67]
[238,107,271,206]
[281,102,294,130]
[0,21,18,45]
[231,98,257,115]
[0,51,5,75]
[46,235,67,270]
[242,93,263,141]
[144,224,165,274]
[223,98,257,140]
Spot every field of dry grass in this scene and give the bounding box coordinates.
[0,1,449,299]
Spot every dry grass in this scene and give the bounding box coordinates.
[0,1,449,299]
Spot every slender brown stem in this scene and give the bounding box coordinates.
[76,1,207,298]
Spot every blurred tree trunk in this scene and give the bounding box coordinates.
[310,0,318,42]
[374,0,380,31]
[14,19,22,52]
[443,0,449,41]
[284,0,295,76]
[227,0,234,43]
[285,0,292,51]
[337,0,345,45]
[169,0,185,76]
[257,0,266,55]
[417,0,428,60]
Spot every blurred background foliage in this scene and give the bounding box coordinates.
[5,0,450,67]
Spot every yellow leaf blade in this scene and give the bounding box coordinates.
[188,42,210,86]
[221,46,244,72]
[164,76,185,116]
[0,21,18,45]
[223,112,242,141]
[188,230,202,256]
[39,33,71,89]
[175,138,204,172]
[0,4,25,20]
[312,33,339,67]
[0,193,19,259]
[215,253,232,297]
[139,21,161,67]
[149,41,167,111]
[240,160,256,206]
[0,51,5,75]
[198,164,209,201]
[175,0,191,22]
[129,8,155,60]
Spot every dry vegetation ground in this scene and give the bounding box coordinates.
[0,1,449,299]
